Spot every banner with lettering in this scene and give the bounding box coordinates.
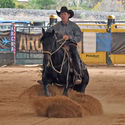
[16,32,43,53]
[0,31,11,52]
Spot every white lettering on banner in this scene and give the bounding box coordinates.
[19,34,42,51]
[11,24,16,53]
[83,32,96,53]
[19,35,27,50]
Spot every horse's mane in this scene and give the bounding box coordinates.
[41,29,55,41]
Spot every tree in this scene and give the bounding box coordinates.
[28,0,38,9]
[29,0,56,9]
[96,0,124,12]
[15,0,30,9]
[0,0,15,8]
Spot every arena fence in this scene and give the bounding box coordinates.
[0,23,44,65]
[109,24,125,64]
[78,23,111,65]
[78,21,125,65]
[0,18,125,65]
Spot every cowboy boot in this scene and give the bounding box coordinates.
[69,44,82,85]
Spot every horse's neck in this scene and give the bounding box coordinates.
[51,49,64,66]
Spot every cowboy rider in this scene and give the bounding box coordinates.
[47,6,82,84]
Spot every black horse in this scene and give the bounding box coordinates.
[40,28,89,96]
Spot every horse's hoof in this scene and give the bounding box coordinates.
[63,92,68,96]
[44,92,51,97]
[37,80,42,84]
[45,93,51,97]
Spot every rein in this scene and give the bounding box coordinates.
[43,39,67,56]
[50,48,67,74]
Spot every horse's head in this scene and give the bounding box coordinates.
[41,28,56,54]
[41,28,58,68]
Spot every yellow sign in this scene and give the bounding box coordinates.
[80,52,106,64]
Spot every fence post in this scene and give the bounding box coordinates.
[106,15,115,65]
[10,22,16,64]
[49,15,57,26]
[107,15,115,32]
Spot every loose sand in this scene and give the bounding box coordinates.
[0,65,125,125]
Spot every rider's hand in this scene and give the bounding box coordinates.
[63,35,70,40]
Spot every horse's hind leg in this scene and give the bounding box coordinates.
[73,69,89,93]
[81,80,87,93]
[80,70,89,93]
[73,80,86,93]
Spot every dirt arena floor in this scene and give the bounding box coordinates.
[0,65,125,125]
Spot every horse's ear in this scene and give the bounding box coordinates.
[52,29,55,36]
[42,28,45,35]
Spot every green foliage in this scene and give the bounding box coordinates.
[29,0,56,9]
[0,0,15,8]
[92,1,101,11]
[15,0,30,9]
[17,4,26,9]
[1,0,124,12]
[29,0,38,9]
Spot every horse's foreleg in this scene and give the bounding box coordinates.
[43,84,50,96]
[63,67,70,96]
[63,86,68,96]
[42,78,51,96]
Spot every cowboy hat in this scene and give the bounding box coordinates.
[56,6,74,18]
